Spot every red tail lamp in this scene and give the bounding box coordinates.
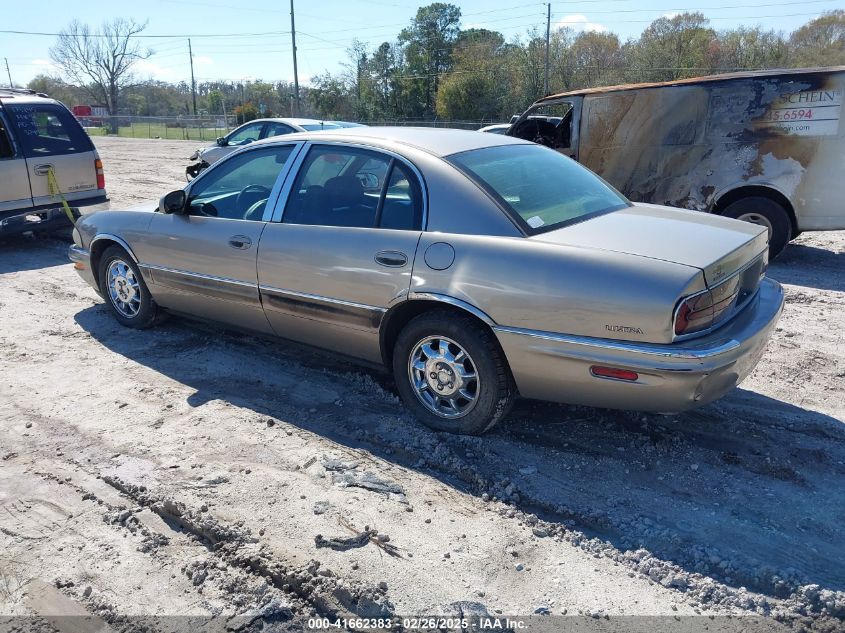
[590,366,639,381]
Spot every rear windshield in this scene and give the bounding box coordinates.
[448,144,628,234]
[300,123,341,131]
[6,103,93,157]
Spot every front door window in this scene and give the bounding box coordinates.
[226,122,264,146]
[188,145,295,220]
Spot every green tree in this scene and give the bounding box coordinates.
[233,102,259,124]
[398,3,462,116]
[789,10,845,67]
[629,13,717,81]
[713,27,788,71]
[436,29,505,119]
[569,31,624,88]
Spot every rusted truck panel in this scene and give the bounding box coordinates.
[509,67,845,256]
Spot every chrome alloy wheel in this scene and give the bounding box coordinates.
[106,259,142,318]
[736,212,774,240]
[408,336,480,419]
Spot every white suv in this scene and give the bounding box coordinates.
[0,89,108,237]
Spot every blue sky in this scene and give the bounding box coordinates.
[2,0,837,87]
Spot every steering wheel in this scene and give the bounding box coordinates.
[236,184,272,219]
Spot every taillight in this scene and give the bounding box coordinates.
[95,158,105,190]
[591,366,639,381]
[674,275,741,337]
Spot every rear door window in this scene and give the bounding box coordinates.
[0,114,15,158]
[6,104,93,157]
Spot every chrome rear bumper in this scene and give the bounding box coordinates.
[495,278,784,413]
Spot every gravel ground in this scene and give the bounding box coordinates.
[0,136,844,632]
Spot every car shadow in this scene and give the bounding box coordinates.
[0,236,71,274]
[74,304,845,602]
[768,243,845,293]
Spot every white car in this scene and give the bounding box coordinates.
[478,123,511,135]
[186,118,359,179]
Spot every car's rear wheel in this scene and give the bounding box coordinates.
[98,245,162,329]
[393,310,514,435]
[721,196,791,259]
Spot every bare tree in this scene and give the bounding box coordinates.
[50,18,151,132]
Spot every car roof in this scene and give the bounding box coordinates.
[538,65,845,102]
[0,89,56,105]
[251,126,532,157]
[243,117,339,127]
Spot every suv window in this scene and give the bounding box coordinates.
[6,103,93,157]
[283,146,423,230]
[0,115,14,158]
[226,122,264,146]
[188,145,295,220]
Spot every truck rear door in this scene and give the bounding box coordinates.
[0,108,34,215]
[5,102,101,208]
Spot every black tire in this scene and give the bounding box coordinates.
[720,196,792,259]
[392,310,514,435]
[98,245,162,329]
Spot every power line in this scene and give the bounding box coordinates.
[557,0,837,15]
[0,29,290,38]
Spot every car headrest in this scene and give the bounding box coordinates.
[324,175,364,209]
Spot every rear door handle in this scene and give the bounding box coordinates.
[34,164,54,176]
[374,250,408,267]
[228,235,252,250]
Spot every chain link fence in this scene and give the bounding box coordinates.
[80,115,502,140]
[81,115,239,141]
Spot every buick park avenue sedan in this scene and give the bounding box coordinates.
[69,128,784,435]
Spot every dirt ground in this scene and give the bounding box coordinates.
[1,136,844,632]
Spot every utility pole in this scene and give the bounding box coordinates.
[188,39,197,116]
[544,3,551,96]
[290,0,301,116]
[4,58,12,88]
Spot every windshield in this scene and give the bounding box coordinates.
[448,144,628,233]
[300,122,341,131]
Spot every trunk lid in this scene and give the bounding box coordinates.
[531,202,769,286]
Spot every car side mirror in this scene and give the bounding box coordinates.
[159,190,187,214]
[216,137,227,146]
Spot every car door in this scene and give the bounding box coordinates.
[4,102,99,207]
[225,121,266,147]
[133,142,301,334]
[257,142,425,362]
[0,109,33,214]
[263,122,296,139]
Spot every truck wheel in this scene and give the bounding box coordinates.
[721,196,791,259]
[393,310,514,435]
[98,245,162,329]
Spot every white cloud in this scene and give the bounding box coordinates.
[30,59,57,72]
[193,55,213,66]
[557,14,608,33]
[132,59,181,81]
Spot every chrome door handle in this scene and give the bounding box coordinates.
[228,235,252,249]
[34,164,54,176]
[374,250,408,267]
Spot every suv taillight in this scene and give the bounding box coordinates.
[95,158,105,190]
[674,275,742,337]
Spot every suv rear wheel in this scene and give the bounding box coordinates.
[393,310,514,435]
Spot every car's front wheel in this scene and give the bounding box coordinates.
[393,311,514,435]
[98,245,162,329]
